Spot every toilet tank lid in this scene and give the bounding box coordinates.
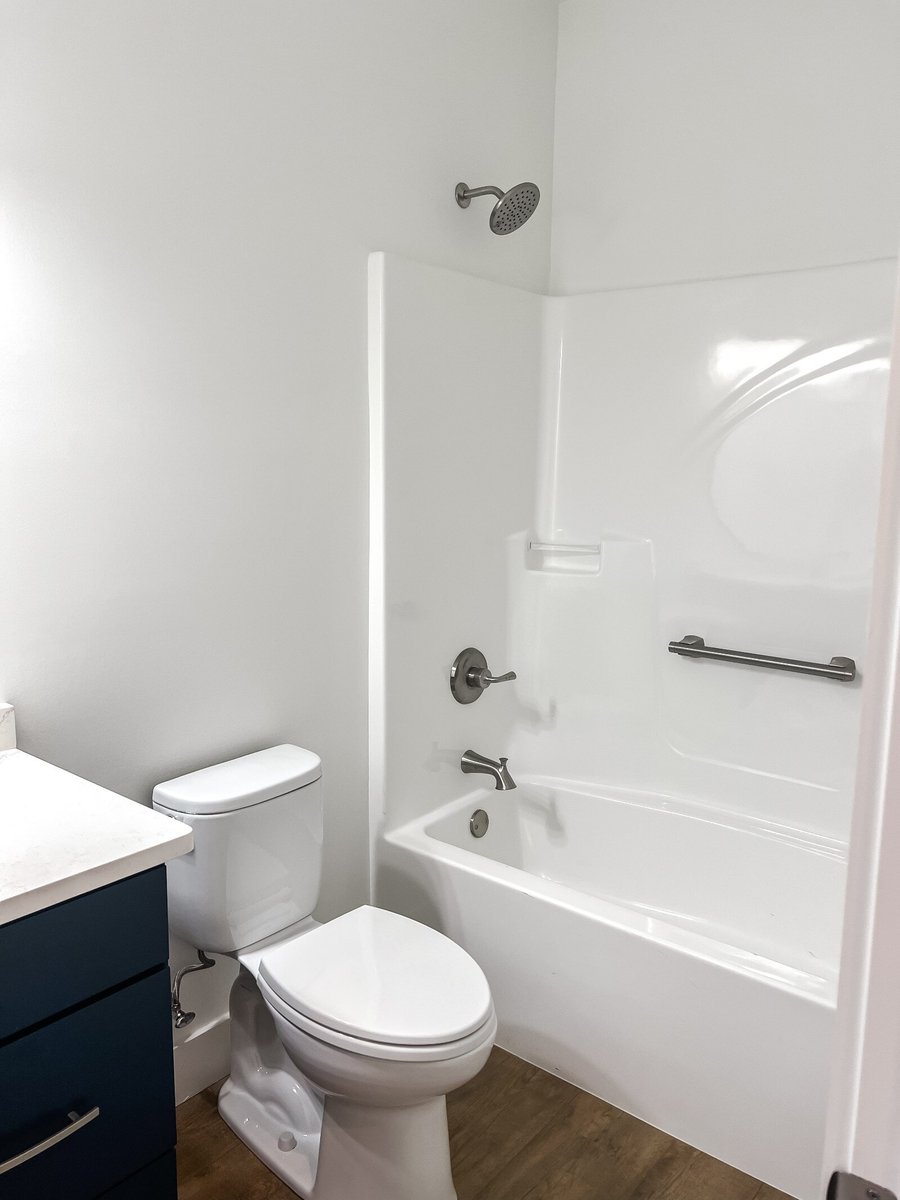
[152,745,321,814]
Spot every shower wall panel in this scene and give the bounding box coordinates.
[514,259,896,840]
[369,253,543,836]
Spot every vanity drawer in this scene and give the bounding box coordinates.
[97,1151,176,1199]
[0,866,169,1040]
[0,967,175,1200]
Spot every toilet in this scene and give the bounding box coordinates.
[152,745,496,1200]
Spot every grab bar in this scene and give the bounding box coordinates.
[667,635,856,682]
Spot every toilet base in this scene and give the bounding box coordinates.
[313,1094,456,1200]
[220,969,458,1200]
[219,1075,321,1197]
[218,970,323,1197]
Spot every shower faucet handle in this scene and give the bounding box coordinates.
[450,647,517,704]
[479,669,517,687]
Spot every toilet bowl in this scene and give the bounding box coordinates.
[153,746,496,1200]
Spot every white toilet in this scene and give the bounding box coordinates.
[152,745,496,1200]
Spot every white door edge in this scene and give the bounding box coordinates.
[824,261,900,1196]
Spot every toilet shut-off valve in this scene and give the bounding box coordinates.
[171,950,216,1029]
[450,647,517,705]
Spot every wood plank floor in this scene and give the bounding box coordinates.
[176,1047,792,1200]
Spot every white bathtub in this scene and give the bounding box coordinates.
[378,778,846,1200]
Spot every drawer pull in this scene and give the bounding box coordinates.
[0,1105,100,1174]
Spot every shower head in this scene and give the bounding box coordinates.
[455,181,541,235]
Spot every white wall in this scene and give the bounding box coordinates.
[551,0,900,293]
[370,253,543,839]
[0,0,557,910]
[0,0,558,1092]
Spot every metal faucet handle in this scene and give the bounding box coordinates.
[451,647,517,704]
[476,669,517,688]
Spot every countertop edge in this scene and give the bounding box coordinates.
[0,737,195,927]
[0,828,194,927]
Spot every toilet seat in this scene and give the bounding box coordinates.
[257,905,494,1059]
[259,973,497,1063]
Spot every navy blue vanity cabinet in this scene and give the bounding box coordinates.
[0,867,178,1199]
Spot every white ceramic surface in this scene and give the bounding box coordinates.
[220,968,495,1200]
[381,782,836,1199]
[153,745,322,814]
[0,738,192,926]
[154,781,324,953]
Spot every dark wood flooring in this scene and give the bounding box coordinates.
[176,1047,791,1200]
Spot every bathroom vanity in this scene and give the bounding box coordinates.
[0,706,192,1199]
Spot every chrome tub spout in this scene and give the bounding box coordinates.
[460,749,517,791]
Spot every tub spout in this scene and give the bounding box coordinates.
[461,749,517,791]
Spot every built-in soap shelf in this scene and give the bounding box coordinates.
[527,540,602,555]
[526,537,602,575]
[525,534,655,578]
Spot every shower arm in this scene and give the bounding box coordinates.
[455,183,506,209]
[458,185,505,201]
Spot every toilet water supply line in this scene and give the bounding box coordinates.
[171,950,216,1028]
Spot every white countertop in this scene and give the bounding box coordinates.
[0,744,193,926]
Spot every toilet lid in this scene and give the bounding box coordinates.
[258,906,493,1046]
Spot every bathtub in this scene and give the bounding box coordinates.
[377,778,846,1200]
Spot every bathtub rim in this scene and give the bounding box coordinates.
[383,776,845,1008]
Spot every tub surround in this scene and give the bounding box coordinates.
[0,708,192,926]
[367,254,892,1200]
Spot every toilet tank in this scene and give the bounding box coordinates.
[152,745,323,953]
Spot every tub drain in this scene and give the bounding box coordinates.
[469,809,489,838]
